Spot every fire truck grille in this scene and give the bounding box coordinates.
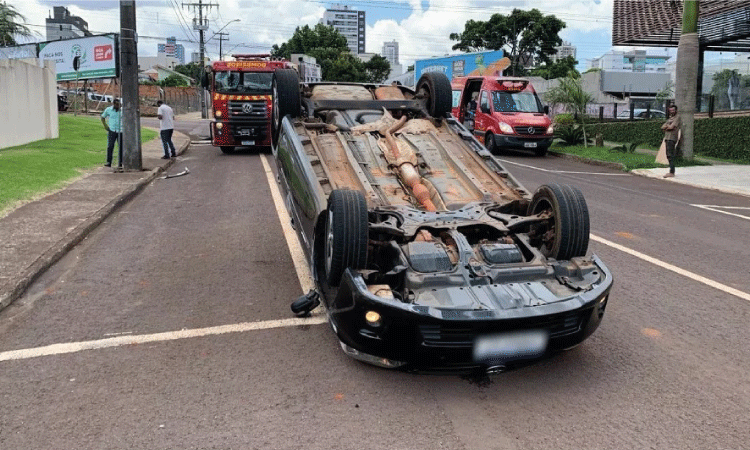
[228,101,268,122]
[514,126,548,135]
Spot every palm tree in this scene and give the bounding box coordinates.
[0,1,32,47]
[544,75,594,147]
[674,0,699,160]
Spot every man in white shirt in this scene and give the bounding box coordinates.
[157,100,176,159]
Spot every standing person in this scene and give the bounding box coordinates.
[157,100,176,159]
[100,98,122,167]
[661,104,681,178]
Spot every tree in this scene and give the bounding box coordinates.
[174,62,202,83]
[529,56,579,80]
[0,1,32,46]
[675,0,699,160]
[272,24,389,82]
[160,74,188,87]
[544,75,594,147]
[364,54,391,83]
[450,9,565,76]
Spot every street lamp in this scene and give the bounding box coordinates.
[207,19,240,60]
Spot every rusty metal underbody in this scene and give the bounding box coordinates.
[294,102,523,212]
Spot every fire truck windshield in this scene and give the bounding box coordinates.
[214,71,273,94]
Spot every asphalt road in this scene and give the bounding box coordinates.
[1,130,749,449]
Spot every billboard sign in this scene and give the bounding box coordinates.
[38,34,118,81]
[415,49,506,82]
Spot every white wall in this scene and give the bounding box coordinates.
[0,59,58,150]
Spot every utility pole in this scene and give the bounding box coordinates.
[675,0,699,160]
[217,32,229,60]
[120,0,142,171]
[182,0,218,119]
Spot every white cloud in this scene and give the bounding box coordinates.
[12,0,618,65]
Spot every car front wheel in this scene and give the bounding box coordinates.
[527,183,589,261]
[324,190,369,287]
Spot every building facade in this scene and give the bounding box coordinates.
[45,6,92,41]
[322,4,365,54]
[590,50,670,73]
[382,40,399,66]
[157,37,185,65]
[552,41,576,62]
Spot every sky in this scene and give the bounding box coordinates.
[6,0,698,72]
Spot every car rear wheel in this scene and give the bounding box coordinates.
[527,183,589,260]
[220,146,234,154]
[416,72,452,118]
[272,69,301,146]
[324,189,369,287]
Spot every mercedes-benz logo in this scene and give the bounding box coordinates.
[242,103,252,114]
[527,126,535,134]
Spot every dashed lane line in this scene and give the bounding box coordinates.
[497,158,629,176]
[691,204,750,221]
[0,317,327,362]
[591,234,750,303]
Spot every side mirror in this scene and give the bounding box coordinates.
[201,72,210,89]
[543,105,550,115]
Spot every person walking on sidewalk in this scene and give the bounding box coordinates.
[661,104,681,178]
[100,99,122,167]
[157,100,176,159]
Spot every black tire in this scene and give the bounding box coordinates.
[220,146,234,154]
[416,72,452,118]
[324,190,369,286]
[485,132,497,154]
[272,69,301,145]
[534,146,548,157]
[527,183,589,261]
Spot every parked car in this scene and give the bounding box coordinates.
[617,109,666,120]
[57,92,69,112]
[271,70,614,373]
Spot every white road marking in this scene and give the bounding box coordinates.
[692,204,750,221]
[497,158,629,176]
[260,154,316,293]
[0,316,327,362]
[591,234,750,303]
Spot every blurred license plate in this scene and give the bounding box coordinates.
[473,329,548,364]
[241,140,255,146]
[524,142,538,148]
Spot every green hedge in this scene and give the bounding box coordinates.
[587,116,750,163]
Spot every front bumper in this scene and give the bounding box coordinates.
[326,255,613,372]
[493,134,553,150]
[210,120,271,147]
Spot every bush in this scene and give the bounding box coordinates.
[553,113,576,125]
[555,124,586,145]
[587,115,750,163]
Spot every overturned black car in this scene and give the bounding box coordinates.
[270,69,613,373]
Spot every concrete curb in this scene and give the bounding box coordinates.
[548,151,627,171]
[0,132,190,312]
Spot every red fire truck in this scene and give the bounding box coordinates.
[203,54,319,153]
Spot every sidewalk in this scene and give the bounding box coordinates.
[0,125,191,311]
[632,165,750,197]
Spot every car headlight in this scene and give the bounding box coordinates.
[546,125,554,134]
[215,110,222,118]
[216,123,223,130]
[499,122,514,134]
[365,311,382,327]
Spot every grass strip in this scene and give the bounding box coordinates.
[551,144,711,171]
[0,115,157,214]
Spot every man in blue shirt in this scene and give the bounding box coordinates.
[100,99,122,167]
